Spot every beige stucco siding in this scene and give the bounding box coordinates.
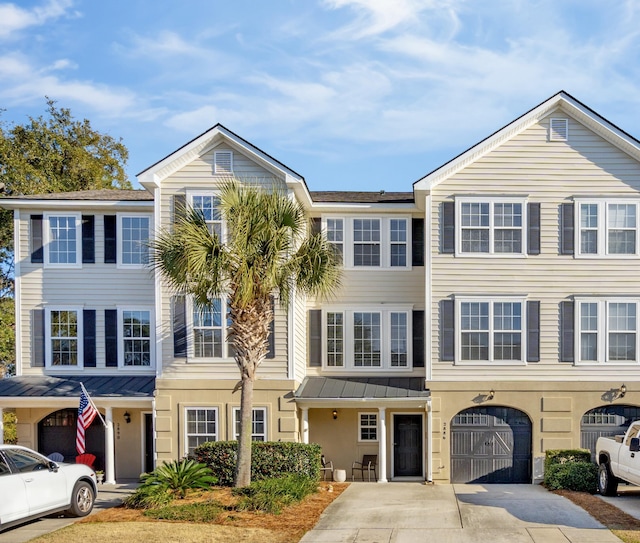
[430,111,640,382]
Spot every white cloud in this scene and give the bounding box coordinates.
[0,0,75,39]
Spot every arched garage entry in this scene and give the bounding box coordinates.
[581,405,640,459]
[451,406,532,483]
[38,408,105,469]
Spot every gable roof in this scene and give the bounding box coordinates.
[414,90,640,191]
[311,191,414,204]
[1,189,153,201]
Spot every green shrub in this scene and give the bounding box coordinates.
[544,461,598,493]
[193,441,321,486]
[232,474,318,514]
[124,484,174,509]
[544,449,592,472]
[125,458,217,509]
[144,501,223,522]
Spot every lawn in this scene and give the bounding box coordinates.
[30,482,348,543]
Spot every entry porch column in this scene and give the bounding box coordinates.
[105,407,116,484]
[301,407,309,444]
[378,406,387,483]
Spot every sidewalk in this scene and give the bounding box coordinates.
[0,482,137,543]
[301,483,621,543]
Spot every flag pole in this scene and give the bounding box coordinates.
[80,382,108,428]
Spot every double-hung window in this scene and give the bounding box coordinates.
[185,407,217,456]
[45,308,82,367]
[120,309,152,367]
[43,213,81,267]
[118,215,150,267]
[576,298,639,363]
[322,216,410,269]
[456,198,526,255]
[190,193,224,240]
[358,413,378,441]
[323,307,410,369]
[233,407,267,441]
[189,298,231,360]
[576,200,639,257]
[457,298,524,363]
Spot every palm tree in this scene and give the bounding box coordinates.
[152,180,341,487]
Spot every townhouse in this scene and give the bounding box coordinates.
[1,91,639,484]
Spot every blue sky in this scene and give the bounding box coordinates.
[2,0,640,192]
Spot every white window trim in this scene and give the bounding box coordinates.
[322,305,412,371]
[358,412,378,442]
[454,296,527,366]
[322,215,412,270]
[117,307,155,370]
[187,191,227,243]
[232,406,268,441]
[455,197,528,258]
[184,406,219,457]
[43,212,82,269]
[186,296,233,362]
[117,213,152,269]
[574,199,640,258]
[44,306,84,369]
[575,297,640,365]
[214,150,233,175]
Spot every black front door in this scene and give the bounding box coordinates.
[393,414,422,477]
[144,413,154,473]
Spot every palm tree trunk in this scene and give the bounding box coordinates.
[234,373,254,487]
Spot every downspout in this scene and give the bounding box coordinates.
[426,397,433,483]
[13,210,22,377]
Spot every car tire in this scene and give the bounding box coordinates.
[598,462,618,496]
[67,481,95,517]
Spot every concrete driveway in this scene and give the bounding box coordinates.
[0,483,137,543]
[301,483,621,543]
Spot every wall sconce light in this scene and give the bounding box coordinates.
[332,409,338,420]
[487,390,495,401]
[124,411,131,424]
[619,384,627,398]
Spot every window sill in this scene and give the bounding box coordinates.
[453,360,527,366]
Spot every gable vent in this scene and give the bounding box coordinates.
[214,150,233,174]
[549,118,568,141]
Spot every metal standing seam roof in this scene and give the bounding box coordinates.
[0,375,155,398]
[294,377,430,400]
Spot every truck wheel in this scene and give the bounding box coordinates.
[598,463,618,496]
[66,481,95,517]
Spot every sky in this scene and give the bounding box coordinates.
[2,0,640,193]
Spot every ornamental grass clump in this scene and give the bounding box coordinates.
[232,474,318,514]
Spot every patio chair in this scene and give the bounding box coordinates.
[320,455,334,481]
[75,453,96,468]
[47,452,64,462]
[352,454,377,482]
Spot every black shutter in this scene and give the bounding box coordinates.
[309,309,322,367]
[412,218,425,266]
[527,301,540,362]
[172,296,187,357]
[560,203,574,255]
[173,194,187,225]
[105,309,118,367]
[266,296,276,359]
[442,202,455,254]
[32,309,45,367]
[31,215,44,263]
[527,203,540,255]
[560,301,574,362]
[440,300,455,361]
[311,217,321,235]
[104,215,117,264]
[82,215,95,264]
[83,310,96,367]
[412,310,425,367]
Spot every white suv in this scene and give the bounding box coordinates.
[0,445,97,531]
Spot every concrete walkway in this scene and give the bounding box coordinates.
[0,482,137,543]
[301,483,621,543]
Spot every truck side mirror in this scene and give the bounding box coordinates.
[630,437,640,452]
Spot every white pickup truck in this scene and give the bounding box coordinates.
[596,421,640,495]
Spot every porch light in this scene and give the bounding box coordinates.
[332,409,338,420]
[124,411,131,424]
[487,390,495,401]
[619,384,627,398]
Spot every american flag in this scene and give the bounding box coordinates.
[76,389,98,454]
